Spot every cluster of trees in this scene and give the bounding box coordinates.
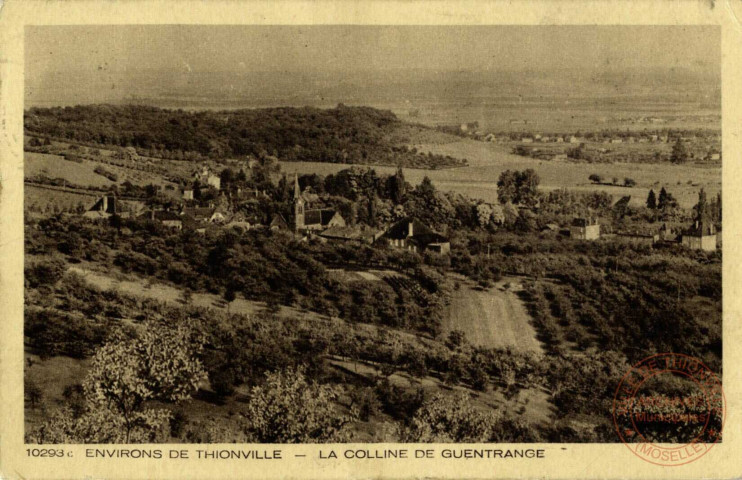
[21,268,597,442]
[26,215,446,336]
[25,242,720,443]
[588,174,635,187]
[645,187,679,212]
[24,105,466,169]
[496,169,540,207]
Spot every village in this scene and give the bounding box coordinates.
[77,162,717,253]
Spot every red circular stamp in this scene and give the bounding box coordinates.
[612,353,725,466]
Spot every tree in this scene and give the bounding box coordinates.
[25,378,43,410]
[624,178,636,187]
[387,167,406,205]
[670,138,689,164]
[646,189,657,210]
[497,170,518,204]
[223,287,237,312]
[588,174,602,184]
[515,169,540,207]
[694,188,709,221]
[657,187,668,210]
[401,392,500,442]
[243,368,354,443]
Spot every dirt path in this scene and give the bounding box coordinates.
[443,275,543,354]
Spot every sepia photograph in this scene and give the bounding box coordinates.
[21,24,723,448]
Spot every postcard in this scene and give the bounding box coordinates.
[1,1,740,479]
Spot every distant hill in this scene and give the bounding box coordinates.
[24,104,467,169]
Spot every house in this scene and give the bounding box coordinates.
[382,218,450,254]
[521,137,534,143]
[556,137,564,143]
[83,194,117,219]
[183,188,194,200]
[569,136,580,144]
[611,138,623,144]
[225,220,254,232]
[140,210,183,230]
[193,167,222,190]
[269,214,290,231]
[569,217,600,240]
[681,218,717,251]
[206,174,221,190]
[181,206,226,224]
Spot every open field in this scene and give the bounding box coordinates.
[281,137,720,209]
[25,152,113,187]
[442,275,543,354]
[25,184,99,212]
[387,98,720,133]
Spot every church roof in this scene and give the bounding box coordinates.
[305,209,338,226]
[384,218,447,245]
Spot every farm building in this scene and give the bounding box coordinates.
[383,218,450,254]
[569,217,600,241]
[681,219,717,251]
[140,210,183,230]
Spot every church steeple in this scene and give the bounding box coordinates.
[294,174,302,200]
[293,174,305,231]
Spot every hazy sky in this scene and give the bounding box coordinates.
[27,25,720,76]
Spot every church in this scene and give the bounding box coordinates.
[292,174,345,233]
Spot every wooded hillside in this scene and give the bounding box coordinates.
[24,104,467,169]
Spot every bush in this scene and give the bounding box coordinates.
[25,258,66,288]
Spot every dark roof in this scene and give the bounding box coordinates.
[320,226,379,242]
[270,214,289,229]
[684,219,716,237]
[304,209,337,226]
[154,211,182,222]
[89,195,117,214]
[138,210,182,222]
[617,231,657,239]
[571,218,597,227]
[384,218,448,246]
[183,207,215,220]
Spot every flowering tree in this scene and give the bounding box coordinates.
[243,368,354,443]
[401,392,500,442]
[30,322,207,443]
